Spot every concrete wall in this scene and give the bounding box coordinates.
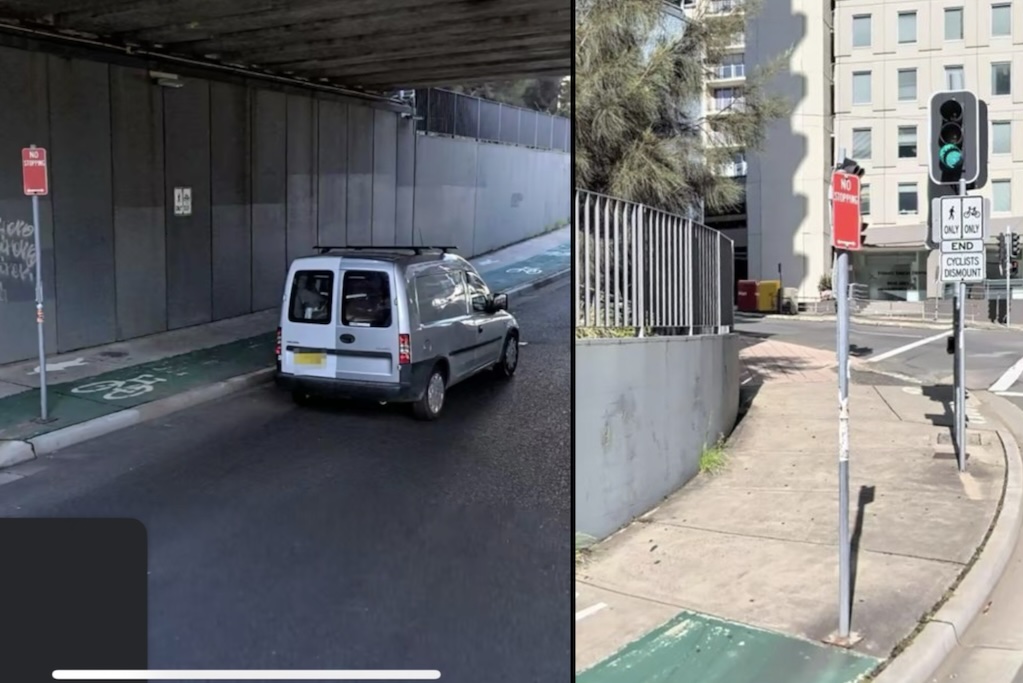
[575,334,741,540]
[412,135,570,255]
[0,43,569,365]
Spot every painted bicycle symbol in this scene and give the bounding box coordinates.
[963,206,981,219]
[507,266,542,275]
[71,373,167,400]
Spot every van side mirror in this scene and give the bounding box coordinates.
[491,293,508,311]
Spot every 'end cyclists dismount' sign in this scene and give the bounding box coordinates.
[933,194,989,283]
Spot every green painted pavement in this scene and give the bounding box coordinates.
[0,333,274,441]
[577,610,879,683]
[477,241,570,293]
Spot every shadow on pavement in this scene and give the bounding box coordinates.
[850,484,876,625]
[848,344,873,358]
[922,384,956,440]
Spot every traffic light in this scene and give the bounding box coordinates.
[1012,260,1020,277]
[998,233,1007,272]
[928,90,980,185]
[1012,233,1022,259]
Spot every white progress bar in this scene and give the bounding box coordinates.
[53,671,441,680]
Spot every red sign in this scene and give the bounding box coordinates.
[22,147,48,196]
[831,171,861,251]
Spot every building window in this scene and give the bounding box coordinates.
[993,179,1012,211]
[860,184,871,216]
[992,3,1012,37]
[993,62,1012,95]
[852,14,871,47]
[851,128,872,159]
[945,65,965,90]
[715,53,745,79]
[897,126,917,158]
[945,7,964,40]
[712,86,744,110]
[852,71,871,104]
[992,121,1012,153]
[898,183,918,214]
[898,68,917,101]
[898,11,917,43]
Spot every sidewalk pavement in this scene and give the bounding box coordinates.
[576,336,1014,682]
[0,228,569,468]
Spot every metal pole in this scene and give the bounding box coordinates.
[955,178,967,471]
[1007,226,1013,327]
[30,151,48,421]
[835,147,851,639]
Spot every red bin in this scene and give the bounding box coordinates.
[737,280,759,312]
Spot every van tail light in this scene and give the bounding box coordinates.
[398,334,411,365]
[275,327,282,359]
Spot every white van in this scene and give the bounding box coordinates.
[274,246,520,420]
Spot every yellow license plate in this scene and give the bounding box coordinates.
[294,352,326,366]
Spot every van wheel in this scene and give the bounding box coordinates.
[495,333,519,379]
[412,367,446,421]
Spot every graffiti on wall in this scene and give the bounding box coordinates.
[0,218,37,303]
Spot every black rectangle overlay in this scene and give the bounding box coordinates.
[0,518,148,682]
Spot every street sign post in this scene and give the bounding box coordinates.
[930,184,986,471]
[827,154,862,646]
[21,145,50,422]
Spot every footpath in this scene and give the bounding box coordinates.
[576,335,1022,683]
[0,228,569,468]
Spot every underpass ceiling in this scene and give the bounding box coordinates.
[0,0,571,90]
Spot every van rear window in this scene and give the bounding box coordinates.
[288,270,334,324]
[342,271,392,328]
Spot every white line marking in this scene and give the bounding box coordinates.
[989,357,1023,393]
[996,391,1023,398]
[575,602,608,622]
[741,376,753,385]
[865,331,950,364]
[52,672,440,681]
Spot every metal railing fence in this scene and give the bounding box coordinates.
[414,88,570,152]
[575,188,734,335]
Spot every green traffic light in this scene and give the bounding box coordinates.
[939,143,963,170]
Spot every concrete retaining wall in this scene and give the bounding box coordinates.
[575,334,741,540]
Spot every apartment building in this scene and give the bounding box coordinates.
[695,0,835,298]
[835,1,1022,300]
[693,0,1022,300]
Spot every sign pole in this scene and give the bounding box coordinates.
[955,178,967,471]
[22,144,49,422]
[829,147,857,643]
[1007,226,1013,327]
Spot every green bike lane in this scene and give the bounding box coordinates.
[0,236,570,443]
[576,608,879,683]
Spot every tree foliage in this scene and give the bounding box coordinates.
[575,0,790,214]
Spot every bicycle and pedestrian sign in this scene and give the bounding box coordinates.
[930,195,989,283]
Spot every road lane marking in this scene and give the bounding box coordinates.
[576,602,608,622]
[989,357,1023,393]
[996,391,1023,398]
[865,331,951,364]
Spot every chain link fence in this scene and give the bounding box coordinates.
[575,189,734,335]
[414,88,570,152]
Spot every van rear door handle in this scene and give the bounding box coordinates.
[478,326,483,333]
[340,334,355,344]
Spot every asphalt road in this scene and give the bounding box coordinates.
[736,316,1023,411]
[0,279,571,681]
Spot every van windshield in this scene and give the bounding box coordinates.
[288,270,334,324]
[342,271,392,328]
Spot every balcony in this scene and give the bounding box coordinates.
[709,97,746,113]
[722,160,748,177]
[709,62,746,82]
[709,0,741,13]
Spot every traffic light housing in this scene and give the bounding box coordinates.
[928,90,980,186]
[1013,233,1022,259]
[998,233,1007,269]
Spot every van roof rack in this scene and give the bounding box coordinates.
[312,245,458,255]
